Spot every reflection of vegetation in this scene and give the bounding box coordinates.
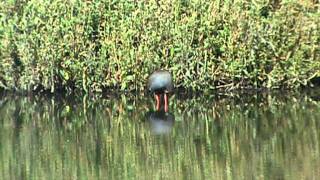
[0,91,319,179]
[0,1,319,92]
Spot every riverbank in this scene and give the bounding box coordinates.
[1,1,319,93]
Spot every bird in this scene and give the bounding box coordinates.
[148,70,173,112]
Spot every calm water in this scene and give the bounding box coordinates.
[0,91,320,179]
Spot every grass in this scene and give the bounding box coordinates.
[0,0,319,93]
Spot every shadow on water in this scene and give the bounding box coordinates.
[0,89,320,179]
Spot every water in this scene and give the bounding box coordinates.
[0,91,319,179]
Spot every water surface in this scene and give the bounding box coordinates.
[0,91,320,179]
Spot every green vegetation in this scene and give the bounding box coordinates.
[0,0,319,92]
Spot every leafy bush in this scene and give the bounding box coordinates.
[0,0,319,92]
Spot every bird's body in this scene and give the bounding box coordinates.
[148,70,173,112]
[148,70,173,93]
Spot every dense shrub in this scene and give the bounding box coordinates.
[0,0,319,92]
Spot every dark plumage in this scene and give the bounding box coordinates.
[148,70,173,112]
[148,70,173,93]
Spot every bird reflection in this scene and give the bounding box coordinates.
[146,110,175,135]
